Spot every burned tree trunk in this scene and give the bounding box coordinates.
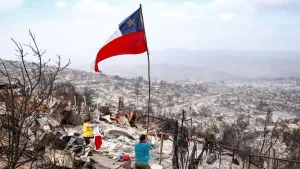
[188,140,209,169]
[172,120,180,169]
[189,143,197,166]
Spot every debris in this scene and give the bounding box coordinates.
[232,158,240,165]
[48,100,58,109]
[116,152,125,162]
[104,129,135,140]
[102,115,112,123]
[36,116,60,129]
[150,163,163,169]
[90,154,131,169]
[123,154,130,161]
[83,107,91,120]
[61,110,82,125]
[45,148,74,168]
[206,153,217,165]
[100,106,111,115]
[128,111,137,127]
[118,116,130,127]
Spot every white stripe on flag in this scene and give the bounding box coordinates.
[104,28,122,46]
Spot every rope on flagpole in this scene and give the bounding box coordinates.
[140,4,151,133]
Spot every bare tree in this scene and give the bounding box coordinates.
[0,30,70,169]
[54,81,76,100]
[83,87,94,106]
[222,115,249,149]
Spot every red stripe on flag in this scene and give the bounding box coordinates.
[94,31,147,72]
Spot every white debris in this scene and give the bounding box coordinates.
[151,163,163,169]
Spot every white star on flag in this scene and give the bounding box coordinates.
[126,18,136,27]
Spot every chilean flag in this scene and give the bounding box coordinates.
[92,7,147,72]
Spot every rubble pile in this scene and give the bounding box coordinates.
[63,105,183,169]
[1,88,267,169]
[0,92,172,168]
[93,117,174,168]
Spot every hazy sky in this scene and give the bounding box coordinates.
[0,0,300,69]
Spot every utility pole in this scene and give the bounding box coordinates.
[181,110,185,134]
[180,110,185,169]
[159,133,164,165]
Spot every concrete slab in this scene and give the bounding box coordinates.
[90,152,131,169]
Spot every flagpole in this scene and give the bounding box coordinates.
[140,4,151,133]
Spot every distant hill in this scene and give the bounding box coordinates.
[2,48,300,81]
[99,63,242,81]
[87,49,300,81]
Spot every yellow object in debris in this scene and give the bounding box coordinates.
[83,122,93,137]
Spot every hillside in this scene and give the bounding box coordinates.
[82,49,300,81]
[2,59,300,168]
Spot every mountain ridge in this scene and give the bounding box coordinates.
[86,49,300,81]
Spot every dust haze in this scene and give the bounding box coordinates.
[74,49,300,81]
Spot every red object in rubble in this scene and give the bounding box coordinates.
[123,154,130,161]
[94,135,102,150]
